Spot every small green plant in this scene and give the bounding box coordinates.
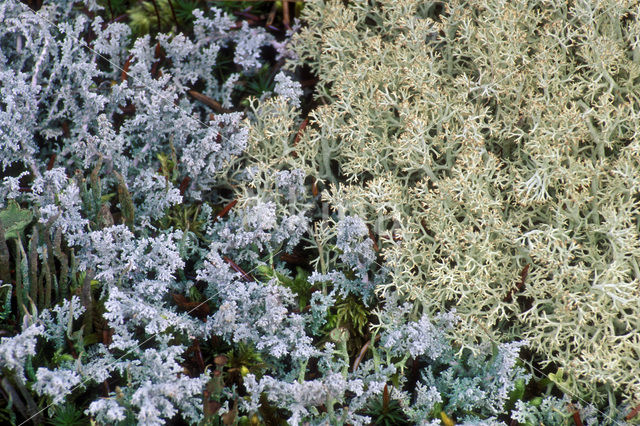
[226,342,265,382]
[239,65,277,106]
[127,0,204,35]
[162,203,205,239]
[0,200,33,241]
[154,147,207,239]
[334,295,368,337]
[365,384,409,426]
[257,264,312,311]
[76,157,116,231]
[0,403,17,426]
[0,201,83,318]
[172,0,201,25]
[48,404,88,426]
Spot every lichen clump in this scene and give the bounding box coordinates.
[284,0,640,407]
[1,0,639,424]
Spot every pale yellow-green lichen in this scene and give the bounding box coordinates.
[245,0,640,409]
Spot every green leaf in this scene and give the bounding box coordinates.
[0,201,33,240]
[274,270,293,287]
[256,264,273,279]
[0,284,11,321]
[53,348,75,366]
[189,285,203,302]
[530,397,543,407]
[505,378,527,411]
[100,193,116,203]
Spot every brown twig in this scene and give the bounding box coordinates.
[166,0,180,30]
[368,226,379,252]
[352,334,381,372]
[192,339,206,371]
[233,9,260,24]
[280,252,307,266]
[179,176,191,196]
[292,117,309,146]
[568,403,584,426]
[119,103,136,114]
[266,1,277,27]
[300,78,319,87]
[291,117,309,158]
[107,14,128,26]
[46,154,56,170]
[282,0,291,29]
[149,0,162,32]
[150,42,164,79]
[61,120,70,138]
[291,304,311,314]
[102,328,113,346]
[172,293,211,318]
[626,403,640,420]
[106,0,114,20]
[216,199,237,220]
[121,55,132,82]
[187,90,231,114]
[224,256,254,281]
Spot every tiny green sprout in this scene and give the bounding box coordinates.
[226,343,265,382]
[239,65,276,106]
[173,0,200,25]
[188,285,203,302]
[48,403,87,426]
[160,203,205,239]
[365,384,410,426]
[156,150,179,184]
[52,348,75,366]
[240,366,250,377]
[335,295,369,338]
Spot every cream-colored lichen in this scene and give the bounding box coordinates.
[243,0,640,408]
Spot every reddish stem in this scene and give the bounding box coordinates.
[216,199,237,220]
[224,256,254,282]
[626,403,640,420]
